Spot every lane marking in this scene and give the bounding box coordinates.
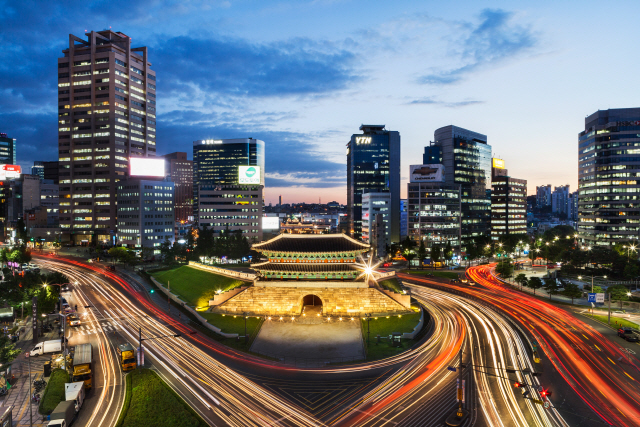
[608,357,616,365]
[624,372,634,381]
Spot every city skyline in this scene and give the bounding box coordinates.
[3,1,639,204]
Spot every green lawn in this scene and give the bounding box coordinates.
[39,369,68,415]
[361,311,422,360]
[200,313,261,336]
[150,266,249,308]
[586,314,640,329]
[402,269,459,280]
[117,369,206,427]
[379,278,403,293]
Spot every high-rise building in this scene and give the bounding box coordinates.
[429,125,491,251]
[32,161,45,180]
[407,182,461,257]
[578,108,640,246]
[58,30,156,245]
[347,125,400,242]
[536,185,552,209]
[193,138,265,240]
[490,159,527,240]
[117,179,174,251]
[43,161,60,184]
[161,152,193,222]
[552,185,570,216]
[400,199,408,239]
[0,133,16,166]
[361,192,390,248]
[568,191,579,222]
[40,180,60,227]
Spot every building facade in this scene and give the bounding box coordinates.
[361,192,390,248]
[116,179,174,251]
[430,125,491,251]
[407,182,461,257]
[400,199,408,239]
[536,185,552,209]
[58,30,157,245]
[0,133,16,166]
[197,184,263,241]
[347,125,400,242]
[161,152,193,222]
[552,185,570,216]
[32,162,45,180]
[40,180,60,227]
[578,108,640,246]
[490,160,527,240]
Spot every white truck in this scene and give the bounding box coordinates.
[30,339,62,357]
[47,400,76,427]
[65,382,85,411]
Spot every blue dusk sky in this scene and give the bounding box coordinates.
[2,0,639,204]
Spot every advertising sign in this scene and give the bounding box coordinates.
[596,293,605,303]
[492,158,505,169]
[129,157,165,177]
[32,296,37,342]
[410,164,444,183]
[238,166,261,184]
[262,217,280,230]
[0,164,22,181]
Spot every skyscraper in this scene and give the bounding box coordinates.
[347,125,400,242]
[58,30,156,245]
[429,125,492,251]
[578,108,640,246]
[536,185,552,209]
[32,161,45,180]
[490,158,527,240]
[193,138,265,240]
[161,152,193,222]
[0,133,16,166]
[551,185,570,216]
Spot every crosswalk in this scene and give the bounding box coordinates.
[70,321,120,335]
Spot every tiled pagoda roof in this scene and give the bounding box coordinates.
[251,262,360,273]
[252,233,369,254]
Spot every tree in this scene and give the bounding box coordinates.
[495,261,514,279]
[401,236,417,253]
[563,282,582,304]
[514,273,528,290]
[624,263,640,280]
[417,241,427,270]
[543,277,560,300]
[528,277,543,295]
[608,284,630,309]
[431,245,441,270]
[443,241,453,267]
[404,251,417,266]
[0,335,21,371]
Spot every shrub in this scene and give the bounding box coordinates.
[39,368,69,415]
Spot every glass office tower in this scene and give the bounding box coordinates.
[578,108,640,246]
[430,125,492,252]
[347,125,401,242]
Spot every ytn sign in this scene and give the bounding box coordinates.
[355,136,371,145]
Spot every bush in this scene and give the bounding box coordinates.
[39,368,68,415]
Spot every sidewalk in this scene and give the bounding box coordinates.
[1,318,57,426]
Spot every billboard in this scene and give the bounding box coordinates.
[410,164,444,183]
[129,157,165,177]
[0,164,21,181]
[492,158,505,169]
[262,217,280,230]
[238,166,261,184]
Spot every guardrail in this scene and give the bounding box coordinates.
[188,261,256,281]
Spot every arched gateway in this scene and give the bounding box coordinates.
[213,234,411,317]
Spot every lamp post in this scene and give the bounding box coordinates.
[623,244,637,260]
[138,327,181,371]
[43,282,74,373]
[577,275,607,293]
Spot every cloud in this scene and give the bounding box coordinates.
[408,97,484,108]
[158,110,345,188]
[420,9,536,85]
[153,35,361,98]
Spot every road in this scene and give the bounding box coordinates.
[34,255,570,426]
[400,266,640,426]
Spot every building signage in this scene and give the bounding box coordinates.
[615,121,640,127]
[492,158,505,169]
[32,296,37,343]
[262,217,280,230]
[0,164,21,181]
[129,157,165,178]
[201,139,223,144]
[355,136,372,145]
[410,164,444,183]
[238,166,261,184]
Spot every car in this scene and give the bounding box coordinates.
[618,327,639,342]
[61,284,69,292]
[105,265,116,271]
[68,314,81,327]
[21,263,29,269]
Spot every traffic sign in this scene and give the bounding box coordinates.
[544,401,550,409]
[596,293,605,303]
[588,293,596,303]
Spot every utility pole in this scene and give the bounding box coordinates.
[244,312,248,344]
[138,326,143,371]
[28,353,33,427]
[457,349,463,414]
[608,292,611,325]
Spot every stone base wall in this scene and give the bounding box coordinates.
[213,286,410,317]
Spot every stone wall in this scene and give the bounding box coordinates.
[214,286,411,317]
[188,261,257,282]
